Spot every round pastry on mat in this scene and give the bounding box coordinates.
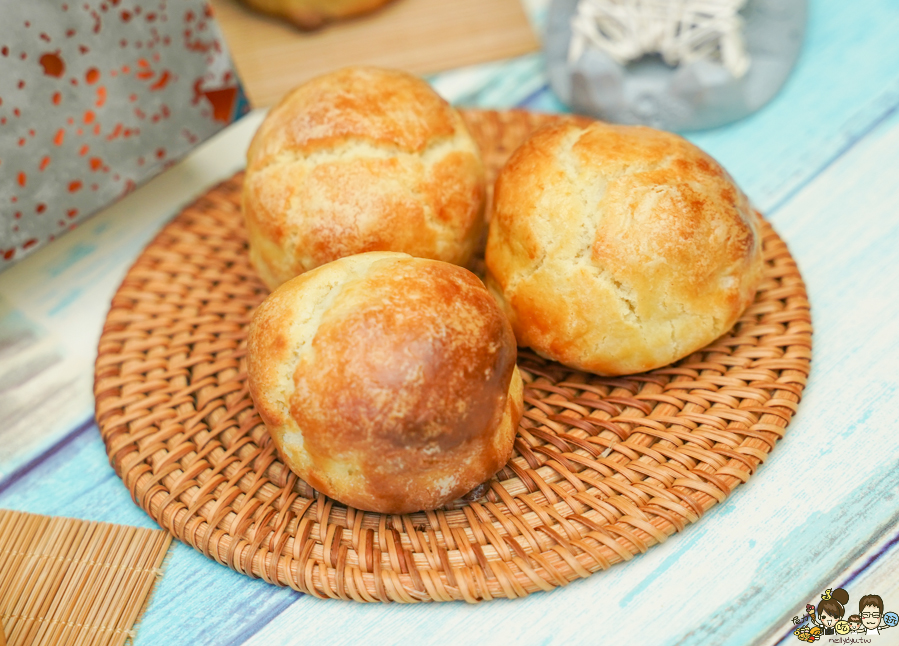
[485,119,764,376]
[237,0,398,30]
[243,66,486,291]
[246,252,523,514]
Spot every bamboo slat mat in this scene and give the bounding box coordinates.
[94,109,812,602]
[0,509,171,646]
[210,0,540,107]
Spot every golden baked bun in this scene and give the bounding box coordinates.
[243,66,486,291]
[237,0,397,30]
[246,252,522,514]
[485,120,764,376]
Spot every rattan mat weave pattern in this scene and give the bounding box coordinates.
[94,109,811,603]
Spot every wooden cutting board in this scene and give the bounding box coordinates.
[210,0,540,107]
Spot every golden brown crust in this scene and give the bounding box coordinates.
[237,0,397,30]
[243,67,486,291]
[485,120,764,376]
[246,252,521,514]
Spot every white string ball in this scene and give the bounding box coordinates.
[569,0,751,78]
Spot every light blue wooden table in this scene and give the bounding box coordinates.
[3,1,899,644]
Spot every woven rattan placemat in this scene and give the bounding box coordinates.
[0,508,171,646]
[94,109,811,602]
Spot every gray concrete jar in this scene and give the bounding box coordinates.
[546,0,807,131]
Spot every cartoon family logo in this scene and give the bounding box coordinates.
[790,588,899,643]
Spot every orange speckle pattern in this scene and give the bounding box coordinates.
[149,70,171,91]
[2,0,249,265]
[203,87,238,123]
[39,51,65,77]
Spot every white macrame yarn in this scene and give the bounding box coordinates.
[569,0,751,78]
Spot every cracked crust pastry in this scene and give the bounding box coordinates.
[246,252,523,514]
[243,66,486,291]
[485,120,764,376]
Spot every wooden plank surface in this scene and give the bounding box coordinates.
[3,0,899,644]
[211,0,539,107]
[761,524,899,646]
[0,425,299,646]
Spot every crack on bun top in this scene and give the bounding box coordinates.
[247,252,522,514]
[485,120,764,376]
[243,67,486,291]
